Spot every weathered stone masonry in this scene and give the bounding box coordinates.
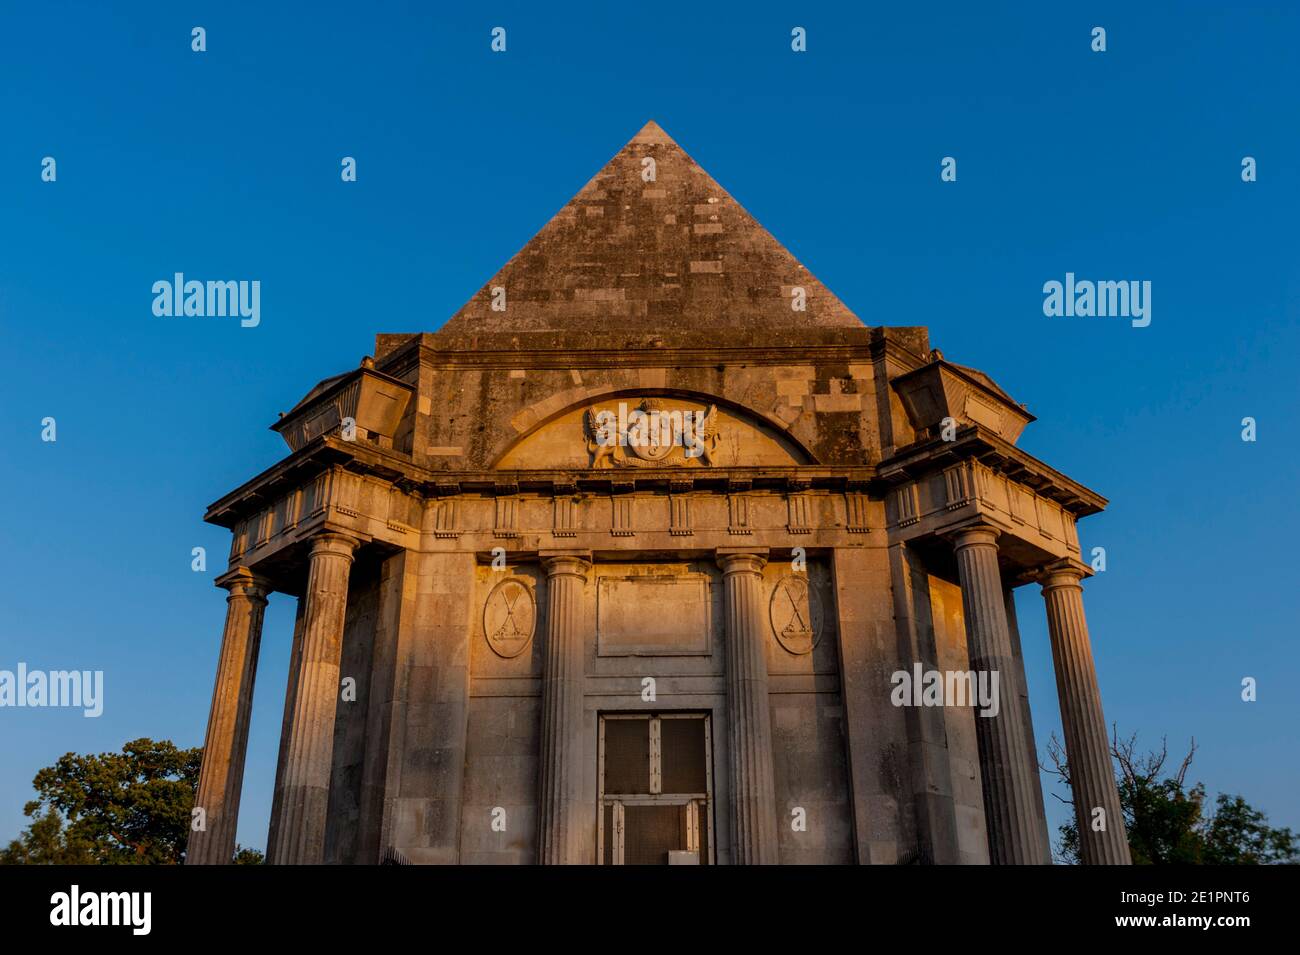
[189,122,1128,865]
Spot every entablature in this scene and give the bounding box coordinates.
[879,425,1105,578]
[878,425,1106,516]
[206,434,880,529]
[208,435,890,585]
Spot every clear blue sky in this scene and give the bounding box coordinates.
[2,1,1297,855]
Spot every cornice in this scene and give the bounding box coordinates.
[374,327,930,374]
[413,342,874,370]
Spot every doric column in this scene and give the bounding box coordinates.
[537,552,591,864]
[271,532,358,865]
[716,548,779,865]
[187,568,270,865]
[265,596,307,863]
[952,525,1050,864]
[1040,562,1131,864]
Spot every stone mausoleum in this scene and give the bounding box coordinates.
[188,122,1129,866]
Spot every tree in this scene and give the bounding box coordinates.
[1,738,199,865]
[1046,728,1298,865]
[233,846,265,865]
[0,809,95,865]
[1202,793,1300,865]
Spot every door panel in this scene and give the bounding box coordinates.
[599,714,713,865]
[623,805,680,865]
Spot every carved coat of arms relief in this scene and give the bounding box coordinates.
[583,398,721,469]
[769,574,824,655]
[483,577,536,659]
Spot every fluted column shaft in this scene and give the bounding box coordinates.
[187,570,270,865]
[272,532,358,865]
[1041,564,1131,864]
[953,526,1050,864]
[265,599,307,864]
[717,550,779,865]
[537,554,591,864]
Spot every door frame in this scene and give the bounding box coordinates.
[596,712,716,865]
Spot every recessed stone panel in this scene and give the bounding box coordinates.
[596,575,711,656]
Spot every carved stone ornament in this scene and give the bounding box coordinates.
[584,398,721,468]
[769,574,823,655]
[483,577,536,659]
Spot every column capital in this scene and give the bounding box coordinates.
[948,522,1001,551]
[715,547,769,575]
[540,551,591,579]
[309,531,360,561]
[215,567,272,603]
[1037,559,1088,593]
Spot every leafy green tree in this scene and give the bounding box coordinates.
[1047,729,1298,865]
[0,809,95,865]
[233,845,265,865]
[1201,793,1300,864]
[1,738,199,864]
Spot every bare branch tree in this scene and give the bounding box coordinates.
[1173,738,1198,788]
[1047,725,1197,808]
[1041,732,1073,806]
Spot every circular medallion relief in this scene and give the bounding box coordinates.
[769,574,823,655]
[626,400,676,462]
[483,577,536,659]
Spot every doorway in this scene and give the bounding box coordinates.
[597,713,714,865]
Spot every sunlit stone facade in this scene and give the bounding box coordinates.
[188,122,1127,866]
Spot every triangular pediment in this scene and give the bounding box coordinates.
[439,121,863,335]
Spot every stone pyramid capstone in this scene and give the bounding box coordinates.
[439,120,864,335]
